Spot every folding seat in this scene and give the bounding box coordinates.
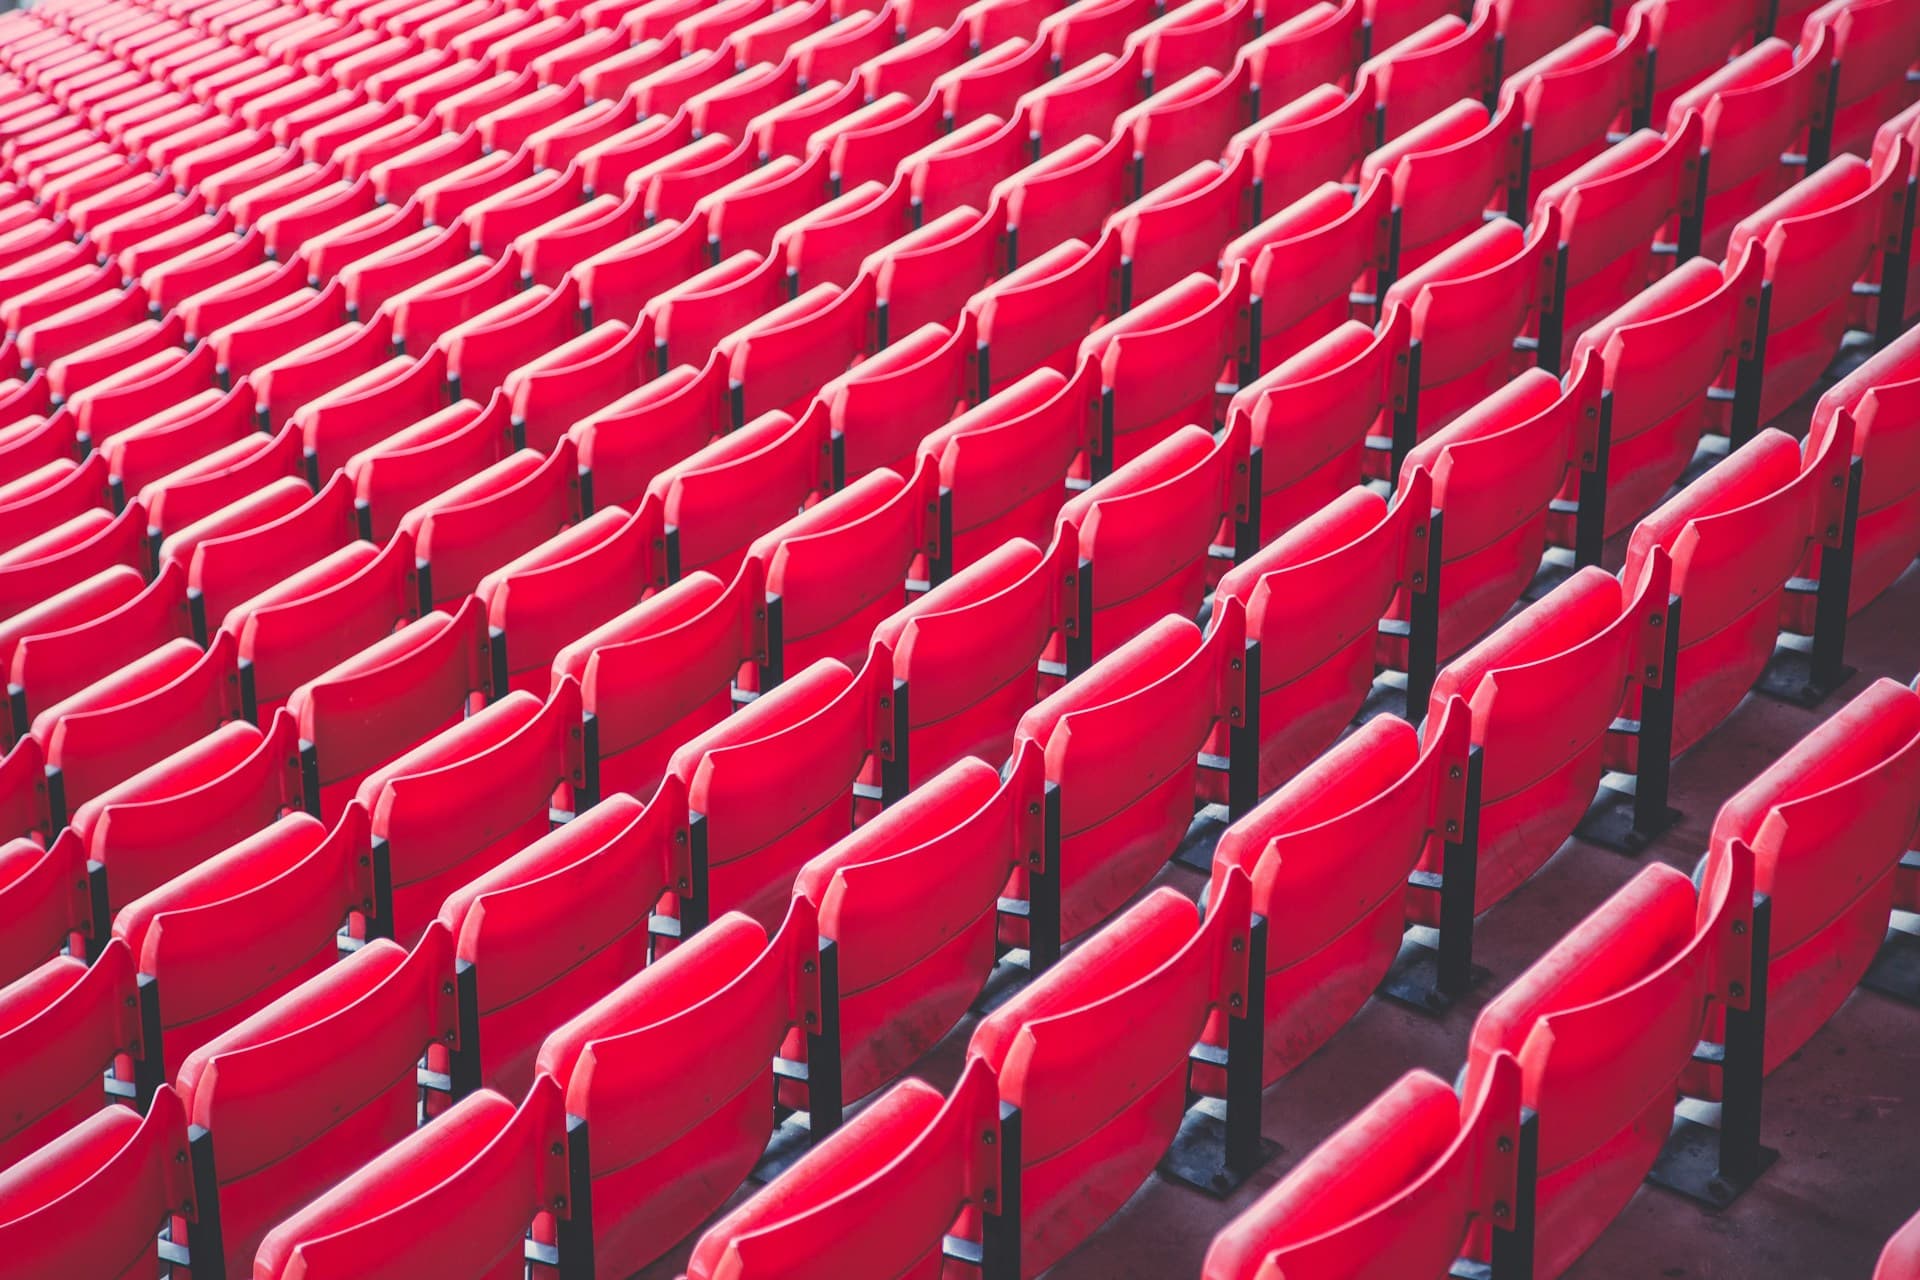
[8,562,193,742]
[860,205,1001,346]
[744,458,938,685]
[935,35,1053,127]
[352,682,581,944]
[1201,1052,1525,1279]
[748,80,865,164]
[1613,427,1843,770]
[434,793,675,1095]
[790,4,894,89]
[564,351,724,510]
[1531,119,1702,355]
[0,1081,194,1280]
[1666,33,1833,258]
[859,22,971,104]
[0,452,111,556]
[1230,0,1365,122]
[254,1077,566,1280]
[1220,180,1392,377]
[1107,152,1254,311]
[0,940,138,1169]
[437,279,584,404]
[1795,326,1920,623]
[0,500,146,622]
[398,439,580,611]
[1011,609,1245,937]
[0,824,87,990]
[111,807,370,1083]
[968,233,1121,397]
[697,153,834,263]
[1725,146,1907,425]
[900,112,1029,226]
[1111,64,1247,206]
[1207,476,1430,795]
[810,313,968,485]
[643,249,789,374]
[205,278,352,387]
[45,314,186,406]
[772,180,914,294]
[1687,678,1920,1090]
[994,131,1132,269]
[1381,365,1595,665]
[96,387,249,511]
[186,476,362,639]
[1057,412,1255,660]
[287,346,448,482]
[460,166,584,261]
[514,188,644,288]
[810,94,944,195]
[1194,699,1466,1084]
[1415,552,1670,921]
[499,321,647,455]
[1077,267,1249,469]
[1225,83,1380,240]
[13,284,148,380]
[719,277,872,425]
[65,342,219,454]
[682,1057,1002,1280]
[1462,852,1750,1277]
[638,137,763,231]
[1360,9,1499,143]
[533,903,814,1279]
[1501,21,1648,194]
[667,654,891,928]
[1359,97,1526,276]
[174,927,457,1275]
[34,631,240,829]
[379,251,520,359]
[916,363,1098,573]
[1804,0,1920,162]
[288,598,491,821]
[1016,45,1147,164]
[79,713,306,934]
[647,407,830,583]
[575,111,695,200]
[961,876,1251,1273]
[567,217,707,331]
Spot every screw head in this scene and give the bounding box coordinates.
[1732,920,1747,936]
[1730,981,1745,999]
[1497,1136,1513,1153]
[802,960,816,975]
[551,1142,563,1157]
[1448,765,1462,780]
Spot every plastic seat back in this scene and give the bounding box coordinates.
[288,598,491,820]
[254,1077,565,1280]
[1015,611,1242,937]
[1698,678,1920,1076]
[0,941,138,1169]
[1462,852,1749,1277]
[0,1082,192,1280]
[176,928,456,1272]
[667,655,886,929]
[111,807,369,1077]
[966,876,1250,1275]
[1201,1053,1522,1280]
[1225,175,1394,372]
[439,791,676,1096]
[535,905,810,1279]
[1214,477,1429,791]
[1205,702,1466,1084]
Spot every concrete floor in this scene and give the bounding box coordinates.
[636,373,1920,1279]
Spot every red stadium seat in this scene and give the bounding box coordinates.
[1202,1052,1526,1279]
[1360,97,1525,276]
[356,681,582,944]
[534,903,814,1279]
[1555,246,1766,541]
[663,653,888,929]
[1796,325,1920,624]
[556,565,763,803]
[0,940,137,1169]
[1613,427,1843,766]
[109,806,368,1082]
[1724,145,1907,424]
[398,439,580,611]
[175,927,456,1274]
[1664,32,1833,257]
[871,538,1067,785]
[5,560,191,742]
[0,1082,193,1280]
[1211,475,1433,793]
[1227,81,1377,224]
[1203,698,1468,1083]
[436,791,677,1095]
[254,1077,566,1280]
[1012,609,1243,937]
[1108,151,1254,312]
[1360,10,1499,143]
[820,312,973,481]
[1501,20,1647,193]
[961,874,1252,1274]
[1461,850,1751,1277]
[1386,363,1595,662]
[1801,0,1920,160]
[1691,678,1920,1081]
[647,407,829,583]
[287,597,491,821]
[1419,553,1670,917]
[1531,117,1703,352]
